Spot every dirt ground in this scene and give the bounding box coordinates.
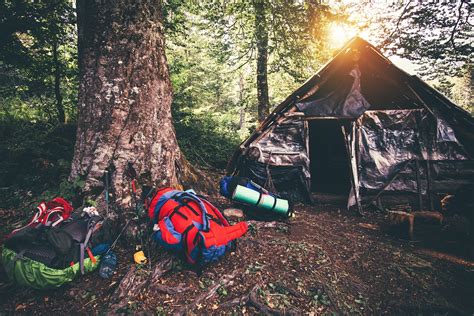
[1,198,473,315]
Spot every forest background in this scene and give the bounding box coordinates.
[0,0,472,209]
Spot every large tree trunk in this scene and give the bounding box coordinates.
[253,0,270,123]
[71,0,205,208]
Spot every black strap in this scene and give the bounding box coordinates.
[80,216,101,275]
[270,196,278,212]
[169,206,189,220]
[180,199,200,217]
[181,224,196,260]
[193,231,201,244]
[255,192,263,206]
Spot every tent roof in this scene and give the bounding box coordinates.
[227,37,474,172]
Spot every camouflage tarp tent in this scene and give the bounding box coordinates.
[227,37,474,210]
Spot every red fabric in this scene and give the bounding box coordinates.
[148,188,214,232]
[184,226,200,263]
[86,247,97,264]
[50,197,74,220]
[148,187,249,263]
[147,188,173,219]
[200,221,248,248]
[5,197,74,240]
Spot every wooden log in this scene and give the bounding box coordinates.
[388,211,415,240]
[387,210,444,240]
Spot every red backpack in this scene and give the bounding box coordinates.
[148,188,248,264]
[7,197,74,238]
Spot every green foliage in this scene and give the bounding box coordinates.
[166,2,341,167]
[168,13,252,168]
[434,65,474,115]
[1,0,472,212]
[358,1,473,79]
[217,285,228,297]
[198,0,339,82]
[40,177,85,205]
[0,0,78,123]
[174,111,241,169]
[0,117,76,208]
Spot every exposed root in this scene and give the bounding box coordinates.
[107,266,148,312]
[107,252,175,313]
[274,282,303,298]
[249,287,280,315]
[220,294,250,309]
[175,270,240,315]
[149,254,174,280]
[177,157,216,195]
[150,283,191,295]
[221,281,301,315]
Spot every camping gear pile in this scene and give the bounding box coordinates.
[220,176,293,218]
[1,199,112,289]
[147,187,248,265]
[1,182,251,288]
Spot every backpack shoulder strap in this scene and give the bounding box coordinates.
[172,191,210,232]
[7,202,47,237]
[152,190,180,224]
[80,215,103,275]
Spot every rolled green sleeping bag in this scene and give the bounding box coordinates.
[232,185,290,217]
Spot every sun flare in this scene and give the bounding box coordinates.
[328,22,357,49]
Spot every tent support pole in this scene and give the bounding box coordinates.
[426,160,434,210]
[405,82,437,118]
[415,159,423,211]
[341,126,362,216]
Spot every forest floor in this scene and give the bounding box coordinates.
[1,195,473,315]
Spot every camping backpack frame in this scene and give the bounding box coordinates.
[1,199,104,289]
[148,188,248,265]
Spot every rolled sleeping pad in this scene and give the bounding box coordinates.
[232,185,291,217]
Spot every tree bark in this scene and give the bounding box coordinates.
[72,0,207,208]
[52,40,65,124]
[253,0,270,123]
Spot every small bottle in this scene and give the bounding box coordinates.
[99,251,117,279]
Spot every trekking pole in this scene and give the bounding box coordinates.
[104,170,110,218]
[126,162,148,265]
[105,218,132,255]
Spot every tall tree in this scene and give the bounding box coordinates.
[71,0,201,207]
[0,0,76,123]
[200,0,336,123]
[253,0,270,122]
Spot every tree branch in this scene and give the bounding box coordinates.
[380,0,412,49]
[445,0,468,51]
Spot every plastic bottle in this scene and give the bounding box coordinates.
[99,251,117,279]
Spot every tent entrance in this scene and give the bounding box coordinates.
[309,119,352,194]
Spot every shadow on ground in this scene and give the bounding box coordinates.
[1,198,473,314]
